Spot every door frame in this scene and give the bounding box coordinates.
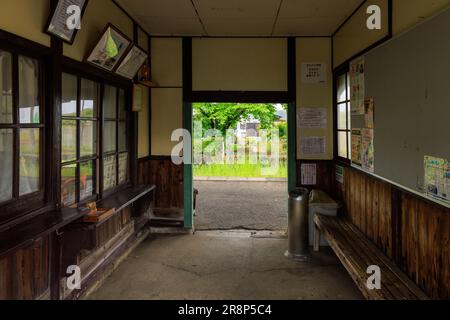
[182,37,297,229]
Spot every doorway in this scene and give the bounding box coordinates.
[184,102,297,231]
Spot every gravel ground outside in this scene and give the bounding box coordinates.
[194,180,288,231]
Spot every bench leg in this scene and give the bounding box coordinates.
[313,223,320,252]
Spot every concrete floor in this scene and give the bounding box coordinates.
[90,231,363,300]
[194,181,288,230]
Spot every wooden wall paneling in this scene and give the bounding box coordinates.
[400,193,419,284]
[365,175,374,241]
[417,202,450,299]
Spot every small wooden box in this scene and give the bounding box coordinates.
[83,208,115,223]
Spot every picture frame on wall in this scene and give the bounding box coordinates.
[45,0,90,44]
[115,45,148,80]
[85,24,132,72]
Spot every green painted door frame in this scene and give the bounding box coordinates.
[182,102,297,230]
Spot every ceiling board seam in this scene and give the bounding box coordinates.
[190,0,208,36]
[271,0,284,36]
[331,0,367,37]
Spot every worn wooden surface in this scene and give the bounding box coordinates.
[0,236,50,300]
[333,165,450,299]
[138,157,183,210]
[314,214,429,300]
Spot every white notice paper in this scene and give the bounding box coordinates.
[301,137,326,155]
[301,63,327,83]
[301,164,317,185]
[298,108,327,128]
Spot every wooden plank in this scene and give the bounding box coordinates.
[343,219,428,299]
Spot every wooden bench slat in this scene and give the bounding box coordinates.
[314,214,429,300]
[343,220,429,300]
[334,218,418,300]
[314,215,388,299]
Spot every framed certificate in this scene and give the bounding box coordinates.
[115,45,149,80]
[45,0,89,44]
[85,24,132,72]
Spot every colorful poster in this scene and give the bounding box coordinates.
[350,57,365,115]
[361,129,375,172]
[364,97,374,129]
[351,129,362,166]
[298,108,327,129]
[424,156,450,202]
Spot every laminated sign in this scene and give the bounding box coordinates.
[301,63,326,83]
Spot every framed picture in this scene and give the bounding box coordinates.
[45,0,89,44]
[115,45,149,80]
[132,84,144,112]
[85,24,132,72]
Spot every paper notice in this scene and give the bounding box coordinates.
[301,136,326,155]
[301,63,327,83]
[350,57,365,115]
[351,129,362,166]
[364,97,374,129]
[298,108,327,129]
[301,164,317,185]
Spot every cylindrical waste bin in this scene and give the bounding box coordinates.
[286,188,310,260]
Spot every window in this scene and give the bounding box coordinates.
[61,73,99,206]
[103,86,129,192]
[0,50,43,204]
[335,69,351,160]
[61,74,129,207]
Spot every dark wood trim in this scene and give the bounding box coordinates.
[148,35,152,156]
[0,29,51,56]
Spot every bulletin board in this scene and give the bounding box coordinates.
[351,7,450,205]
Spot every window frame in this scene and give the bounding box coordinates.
[334,65,351,164]
[0,45,46,222]
[60,70,131,207]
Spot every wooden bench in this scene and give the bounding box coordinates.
[313,214,429,300]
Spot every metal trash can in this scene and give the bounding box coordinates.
[285,187,310,261]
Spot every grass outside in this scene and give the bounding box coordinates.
[194,163,287,179]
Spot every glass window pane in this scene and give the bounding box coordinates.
[62,120,77,162]
[80,78,97,118]
[338,131,348,159]
[19,56,40,124]
[62,73,77,117]
[0,129,13,202]
[103,120,116,153]
[61,164,76,206]
[103,155,117,191]
[348,132,352,160]
[80,161,95,200]
[337,103,347,130]
[337,74,347,103]
[19,128,40,196]
[118,153,128,184]
[347,103,352,129]
[80,120,96,158]
[119,121,127,152]
[103,85,117,118]
[347,73,351,100]
[0,51,13,124]
[118,89,126,120]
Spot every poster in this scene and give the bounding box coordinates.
[361,129,375,172]
[336,165,344,184]
[424,156,450,202]
[364,97,374,129]
[301,63,327,83]
[298,108,327,129]
[350,57,365,115]
[301,164,317,185]
[301,136,326,155]
[351,129,362,166]
[116,45,148,79]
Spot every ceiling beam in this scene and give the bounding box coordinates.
[190,0,209,36]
